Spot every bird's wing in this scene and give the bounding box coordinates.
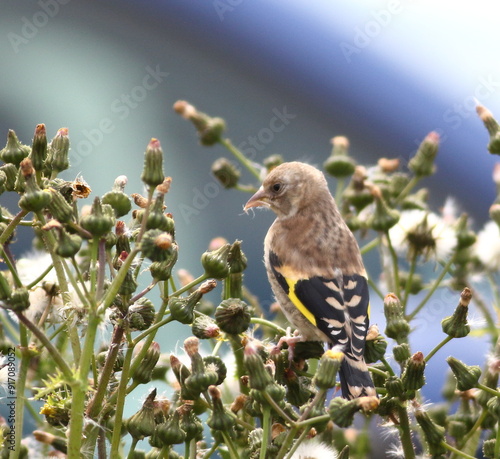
[269,250,369,360]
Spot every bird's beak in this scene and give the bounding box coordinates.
[244,187,270,211]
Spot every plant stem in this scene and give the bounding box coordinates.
[25,262,54,289]
[385,231,401,300]
[11,325,28,459]
[171,274,208,298]
[284,427,309,459]
[425,335,453,362]
[0,210,28,245]
[221,430,239,459]
[395,176,420,204]
[476,382,500,397]
[259,406,271,459]
[219,138,262,180]
[402,252,418,313]
[360,237,380,255]
[397,405,415,459]
[442,441,478,459]
[250,317,287,336]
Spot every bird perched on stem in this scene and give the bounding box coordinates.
[244,161,376,399]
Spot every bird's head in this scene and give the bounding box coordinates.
[244,161,330,219]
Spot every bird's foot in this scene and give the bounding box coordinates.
[271,328,302,362]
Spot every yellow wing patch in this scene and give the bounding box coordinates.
[284,277,317,326]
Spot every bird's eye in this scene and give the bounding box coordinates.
[271,182,282,193]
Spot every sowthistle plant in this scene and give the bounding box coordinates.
[1,100,500,458]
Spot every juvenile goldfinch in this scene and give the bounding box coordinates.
[245,161,376,400]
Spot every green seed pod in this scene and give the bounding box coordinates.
[179,404,203,442]
[313,350,343,390]
[215,298,252,335]
[401,351,426,392]
[487,395,500,421]
[408,132,439,177]
[80,197,114,237]
[48,127,70,174]
[207,386,235,431]
[324,136,356,178]
[102,177,132,218]
[385,376,405,398]
[145,196,169,231]
[414,407,446,456]
[156,410,186,446]
[169,290,202,325]
[342,176,374,212]
[364,326,388,364]
[170,354,198,401]
[140,229,173,262]
[455,214,476,249]
[131,342,160,385]
[128,298,156,331]
[203,355,227,385]
[200,117,226,146]
[263,154,284,172]
[446,356,481,391]
[384,293,410,343]
[476,371,499,408]
[118,269,138,296]
[201,243,231,279]
[369,186,400,232]
[141,138,165,187]
[244,343,273,391]
[0,130,30,166]
[46,188,74,223]
[149,244,178,281]
[192,315,220,340]
[0,170,6,194]
[40,394,70,427]
[329,396,379,428]
[19,188,52,212]
[441,288,472,338]
[126,389,157,440]
[0,164,17,191]
[393,343,411,364]
[55,230,82,258]
[401,188,429,211]
[8,287,30,311]
[31,124,48,172]
[184,337,218,393]
[0,273,12,301]
[211,157,240,189]
[483,439,497,459]
[284,370,315,407]
[227,240,247,274]
[476,104,500,155]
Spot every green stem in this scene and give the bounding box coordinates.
[171,274,208,298]
[360,237,380,255]
[276,425,300,459]
[219,138,262,180]
[367,277,384,301]
[263,392,295,425]
[476,382,500,397]
[25,262,54,289]
[284,427,309,459]
[380,357,396,376]
[407,255,455,321]
[384,231,401,299]
[395,176,420,204]
[127,438,138,459]
[0,210,28,245]
[334,177,345,205]
[250,317,287,336]
[259,406,271,459]
[442,441,478,459]
[220,430,239,459]
[425,335,453,362]
[397,405,416,459]
[402,252,418,313]
[495,422,500,459]
[454,409,488,456]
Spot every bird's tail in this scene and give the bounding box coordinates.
[339,355,377,400]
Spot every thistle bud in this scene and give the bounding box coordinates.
[141,138,165,187]
[184,337,218,393]
[0,130,30,166]
[477,104,500,155]
[408,131,440,177]
[211,157,240,189]
[128,298,156,331]
[102,176,132,218]
[364,325,388,364]
[401,351,426,392]
[483,439,497,458]
[47,127,70,174]
[8,287,30,311]
[55,228,82,258]
[145,196,174,235]
[126,389,157,440]
[0,164,17,192]
[244,343,273,391]
[149,244,178,281]
[486,393,500,421]
[441,288,472,338]
[203,355,227,385]
[40,394,70,427]
[31,123,48,172]
[385,376,405,398]
[18,159,52,212]
[414,406,446,456]
[169,288,203,325]
[192,315,220,340]
[393,343,411,364]
[401,188,429,211]
[446,357,481,391]
[324,136,356,178]
[207,385,235,431]
[155,409,186,446]
[179,403,203,442]
[140,229,173,262]
[263,154,284,172]
[476,371,499,408]
[131,341,160,385]
[455,214,476,249]
[215,298,252,335]
[80,197,114,237]
[170,354,197,400]
[0,273,12,301]
[368,185,400,232]
[33,430,67,454]
[313,349,343,390]
[328,396,379,428]
[227,240,247,274]
[201,242,231,279]
[383,293,410,343]
[284,369,315,407]
[342,166,374,211]
[46,188,74,223]
[173,101,226,146]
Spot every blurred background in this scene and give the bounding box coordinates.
[2,0,500,455]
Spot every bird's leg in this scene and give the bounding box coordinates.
[271,328,302,362]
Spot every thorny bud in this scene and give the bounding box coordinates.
[48,128,70,174]
[368,185,400,232]
[149,243,178,281]
[441,287,472,338]
[215,298,252,334]
[364,325,388,364]
[484,439,497,459]
[244,342,273,391]
[324,135,356,178]
[146,196,175,236]
[455,214,476,249]
[263,154,284,172]
[192,315,220,340]
[169,286,205,325]
[201,242,231,279]
[128,298,156,331]
[0,129,30,166]
[401,351,426,392]
[33,430,67,454]
[169,354,196,400]
[7,287,30,311]
[408,131,440,177]
[156,409,186,446]
[383,293,410,343]
[328,396,379,428]
[54,227,82,258]
[212,157,240,189]
[477,103,500,155]
[173,100,226,146]
[228,240,247,274]
[313,349,343,389]
[102,176,132,218]
[47,188,74,223]
[0,163,17,191]
[414,405,446,456]
[179,402,203,442]
[40,394,70,427]
[31,123,48,172]
[342,166,374,211]
[184,337,218,394]
[385,376,405,398]
[140,229,173,262]
[126,389,157,440]
[131,341,160,385]
[446,356,482,391]
[141,138,165,187]
[393,343,411,364]
[80,197,114,237]
[18,158,52,212]
[207,385,235,431]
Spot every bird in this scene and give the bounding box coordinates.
[244,161,376,399]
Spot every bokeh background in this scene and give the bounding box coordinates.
[2,0,500,455]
